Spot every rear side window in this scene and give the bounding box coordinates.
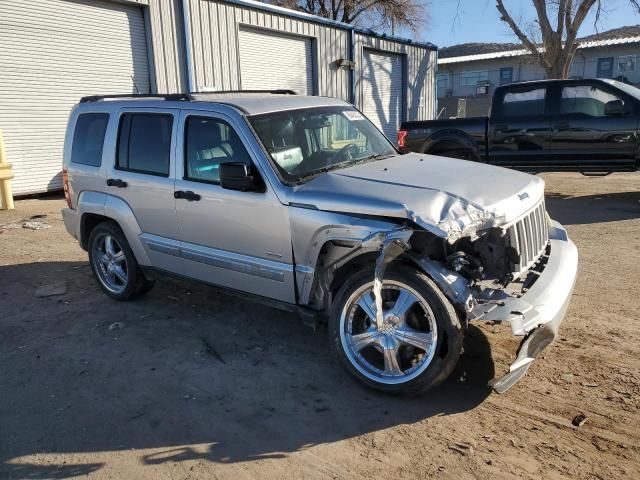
[117,113,173,176]
[499,88,546,118]
[71,113,109,166]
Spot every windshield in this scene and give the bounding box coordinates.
[249,106,397,182]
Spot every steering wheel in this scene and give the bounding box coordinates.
[333,143,360,163]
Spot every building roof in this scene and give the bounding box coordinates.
[439,25,640,65]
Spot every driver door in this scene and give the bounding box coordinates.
[173,109,295,303]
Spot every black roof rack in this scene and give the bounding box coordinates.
[79,90,297,103]
[79,93,194,103]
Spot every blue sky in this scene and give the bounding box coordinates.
[410,0,638,47]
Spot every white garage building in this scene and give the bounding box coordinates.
[0,0,437,196]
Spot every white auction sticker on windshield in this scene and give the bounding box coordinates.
[343,110,365,121]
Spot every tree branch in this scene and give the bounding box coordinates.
[496,0,548,67]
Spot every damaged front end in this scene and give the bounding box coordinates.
[295,198,578,393]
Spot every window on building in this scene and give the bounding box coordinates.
[460,70,489,86]
[499,67,513,85]
[71,113,109,167]
[498,88,546,117]
[618,55,636,73]
[436,73,449,97]
[117,113,173,176]
[561,85,622,117]
[184,117,251,184]
[568,60,584,78]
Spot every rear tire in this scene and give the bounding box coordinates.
[329,265,463,395]
[88,221,154,301]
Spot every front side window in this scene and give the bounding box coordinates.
[185,117,251,184]
[499,88,546,117]
[561,85,621,117]
[461,70,489,86]
[250,107,396,182]
[117,113,173,176]
[71,113,109,166]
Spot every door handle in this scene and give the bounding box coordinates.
[174,190,201,201]
[106,178,127,188]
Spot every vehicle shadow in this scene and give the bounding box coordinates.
[545,191,640,225]
[0,261,494,478]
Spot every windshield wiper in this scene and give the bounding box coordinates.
[297,153,395,182]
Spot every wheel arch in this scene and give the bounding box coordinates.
[421,130,479,158]
[77,191,150,265]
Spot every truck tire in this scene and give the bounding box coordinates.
[329,264,463,394]
[88,221,154,301]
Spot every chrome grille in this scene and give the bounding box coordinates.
[507,200,549,277]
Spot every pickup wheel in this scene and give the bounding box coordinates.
[88,221,154,301]
[329,265,463,395]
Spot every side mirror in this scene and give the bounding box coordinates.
[219,162,263,192]
[604,99,625,116]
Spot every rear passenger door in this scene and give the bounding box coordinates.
[547,82,637,171]
[488,85,552,170]
[173,110,295,303]
[106,108,180,271]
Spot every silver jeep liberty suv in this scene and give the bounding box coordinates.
[62,91,578,394]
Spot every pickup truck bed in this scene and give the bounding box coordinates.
[399,78,640,174]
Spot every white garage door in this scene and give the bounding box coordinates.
[361,49,404,140]
[239,28,314,96]
[0,0,150,195]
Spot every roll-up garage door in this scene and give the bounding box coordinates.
[361,49,404,140]
[0,0,150,195]
[239,28,314,96]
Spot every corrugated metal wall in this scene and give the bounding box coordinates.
[185,0,351,100]
[147,0,188,93]
[355,33,437,122]
[0,0,151,195]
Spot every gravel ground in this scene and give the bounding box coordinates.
[0,172,638,480]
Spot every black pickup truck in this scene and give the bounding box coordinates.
[398,78,640,174]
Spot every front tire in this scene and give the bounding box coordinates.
[329,265,463,394]
[88,221,154,301]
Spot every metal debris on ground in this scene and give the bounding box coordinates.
[35,281,67,298]
[572,413,588,427]
[23,221,50,230]
[108,322,126,331]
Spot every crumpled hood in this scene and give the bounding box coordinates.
[288,153,545,240]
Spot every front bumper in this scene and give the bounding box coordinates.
[471,220,579,393]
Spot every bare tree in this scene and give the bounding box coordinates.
[495,0,640,79]
[270,0,426,33]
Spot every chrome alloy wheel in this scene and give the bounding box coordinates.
[339,280,438,385]
[92,233,129,294]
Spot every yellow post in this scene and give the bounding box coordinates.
[0,129,15,210]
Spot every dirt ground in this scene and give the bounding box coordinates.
[0,172,639,480]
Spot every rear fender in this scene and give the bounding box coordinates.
[421,130,479,157]
[77,191,150,265]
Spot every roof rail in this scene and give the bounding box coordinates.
[196,89,297,95]
[79,93,194,103]
[79,90,297,103]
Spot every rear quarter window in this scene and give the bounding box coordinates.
[71,113,109,167]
